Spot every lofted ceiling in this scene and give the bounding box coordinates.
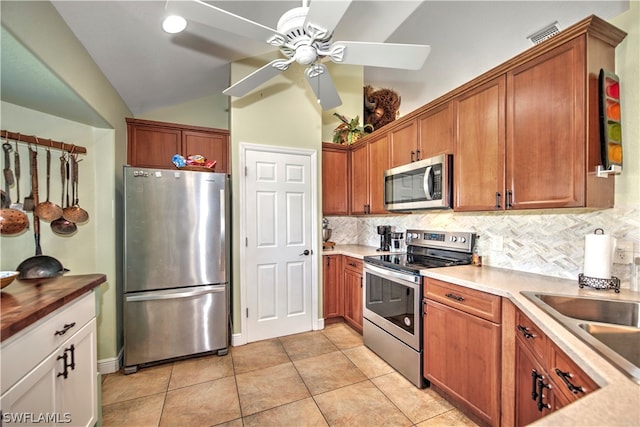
[1,1,629,127]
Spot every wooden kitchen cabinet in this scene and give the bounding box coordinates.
[388,119,418,167]
[323,254,344,320]
[454,18,623,211]
[454,76,506,211]
[424,279,502,426]
[127,118,230,173]
[343,256,363,333]
[322,143,349,216]
[417,102,453,159]
[349,136,389,215]
[1,292,98,427]
[513,308,598,426]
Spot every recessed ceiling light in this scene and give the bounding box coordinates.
[162,15,187,34]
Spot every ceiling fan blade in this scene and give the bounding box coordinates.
[330,41,431,70]
[304,0,352,39]
[305,64,342,111]
[223,59,293,97]
[169,0,286,46]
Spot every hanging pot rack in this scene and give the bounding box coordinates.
[1,130,87,154]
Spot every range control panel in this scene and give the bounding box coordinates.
[406,229,476,253]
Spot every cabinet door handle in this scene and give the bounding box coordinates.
[411,151,415,162]
[67,344,76,371]
[495,192,501,209]
[445,292,464,302]
[517,324,535,339]
[416,149,421,161]
[506,189,513,209]
[537,377,551,412]
[531,369,541,400]
[555,368,585,394]
[57,351,69,379]
[326,257,331,267]
[54,322,76,336]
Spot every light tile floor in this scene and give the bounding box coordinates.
[101,323,478,427]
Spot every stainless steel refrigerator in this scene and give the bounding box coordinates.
[123,166,230,374]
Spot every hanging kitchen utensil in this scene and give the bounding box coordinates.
[51,152,77,236]
[34,148,63,221]
[22,145,36,212]
[62,152,88,224]
[10,134,23,211]
[16,254,68,280]
[30,146,42,256]
[0,140,29,235]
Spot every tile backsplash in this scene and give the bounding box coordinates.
[324,206,639,290]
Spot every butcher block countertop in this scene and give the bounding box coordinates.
[325,245,640,426]
[0,274,106,342]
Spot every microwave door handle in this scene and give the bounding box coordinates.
[423,166,434,200]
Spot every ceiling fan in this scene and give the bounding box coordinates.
[163,0,431,110]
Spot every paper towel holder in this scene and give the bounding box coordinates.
[578,274,620,293]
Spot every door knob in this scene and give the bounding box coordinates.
[299,249,311,256]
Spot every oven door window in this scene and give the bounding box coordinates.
[365,272,417,336]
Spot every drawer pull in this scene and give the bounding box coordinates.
[517,324,535,339]
[445,293,464,302]
[348,262,357,267]
[55,322,76,336]
[555,368,585,394]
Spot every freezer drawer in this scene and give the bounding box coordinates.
[124,284,228,373]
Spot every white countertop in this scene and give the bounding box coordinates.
[324,245,640,426]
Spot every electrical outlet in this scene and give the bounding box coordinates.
[614,240,633,265]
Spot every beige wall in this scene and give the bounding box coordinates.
[137,92,230,130]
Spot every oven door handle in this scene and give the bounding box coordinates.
[364,264,420,284]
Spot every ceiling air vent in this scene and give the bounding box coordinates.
[527,21,561,45]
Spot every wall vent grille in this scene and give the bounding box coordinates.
[527,21,561,45]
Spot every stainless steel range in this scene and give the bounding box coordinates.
[363,229,476,388]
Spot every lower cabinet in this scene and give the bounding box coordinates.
[514,308,598,426]
[343,257,364,333]
[1,292,98,427]
[322,255,363,333]
[423,278,502,426]
[323,254,343,320]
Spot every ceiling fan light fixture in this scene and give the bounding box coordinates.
[295,45,317,65]
[162,15,187,34]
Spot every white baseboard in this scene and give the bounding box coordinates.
[98,347,123,374]
[231,332,246,346]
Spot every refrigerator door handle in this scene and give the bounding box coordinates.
[125,284,225,302]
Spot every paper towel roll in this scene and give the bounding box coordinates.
[583,229,617,279]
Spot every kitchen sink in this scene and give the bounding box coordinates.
[521,291,640,383]
[536,294,640,327]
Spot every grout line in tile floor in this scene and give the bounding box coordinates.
[101,323,478,427]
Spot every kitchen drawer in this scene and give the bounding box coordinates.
[425,278,501,323]
[344,256,363,273]
[1,291,95,394]
[548,342,599,403]
[515,309,548,363]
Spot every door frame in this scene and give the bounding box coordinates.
[237,142,320,345]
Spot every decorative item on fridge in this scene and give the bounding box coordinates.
[579,228,620,292]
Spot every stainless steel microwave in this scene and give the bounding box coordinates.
[384,154,452,211]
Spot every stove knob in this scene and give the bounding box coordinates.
[459,237,466,243]
[450,236,457,242]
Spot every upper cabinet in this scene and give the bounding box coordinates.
[349,135,389,215]
[454,77,506,211]
[322,143,349,216]
[388,119,418,168]
[321,16,625,216]
[417,102,454,159]
[127,118,230,173]
[454,16,625,211]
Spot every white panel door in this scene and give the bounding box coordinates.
[245,148,313,342]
